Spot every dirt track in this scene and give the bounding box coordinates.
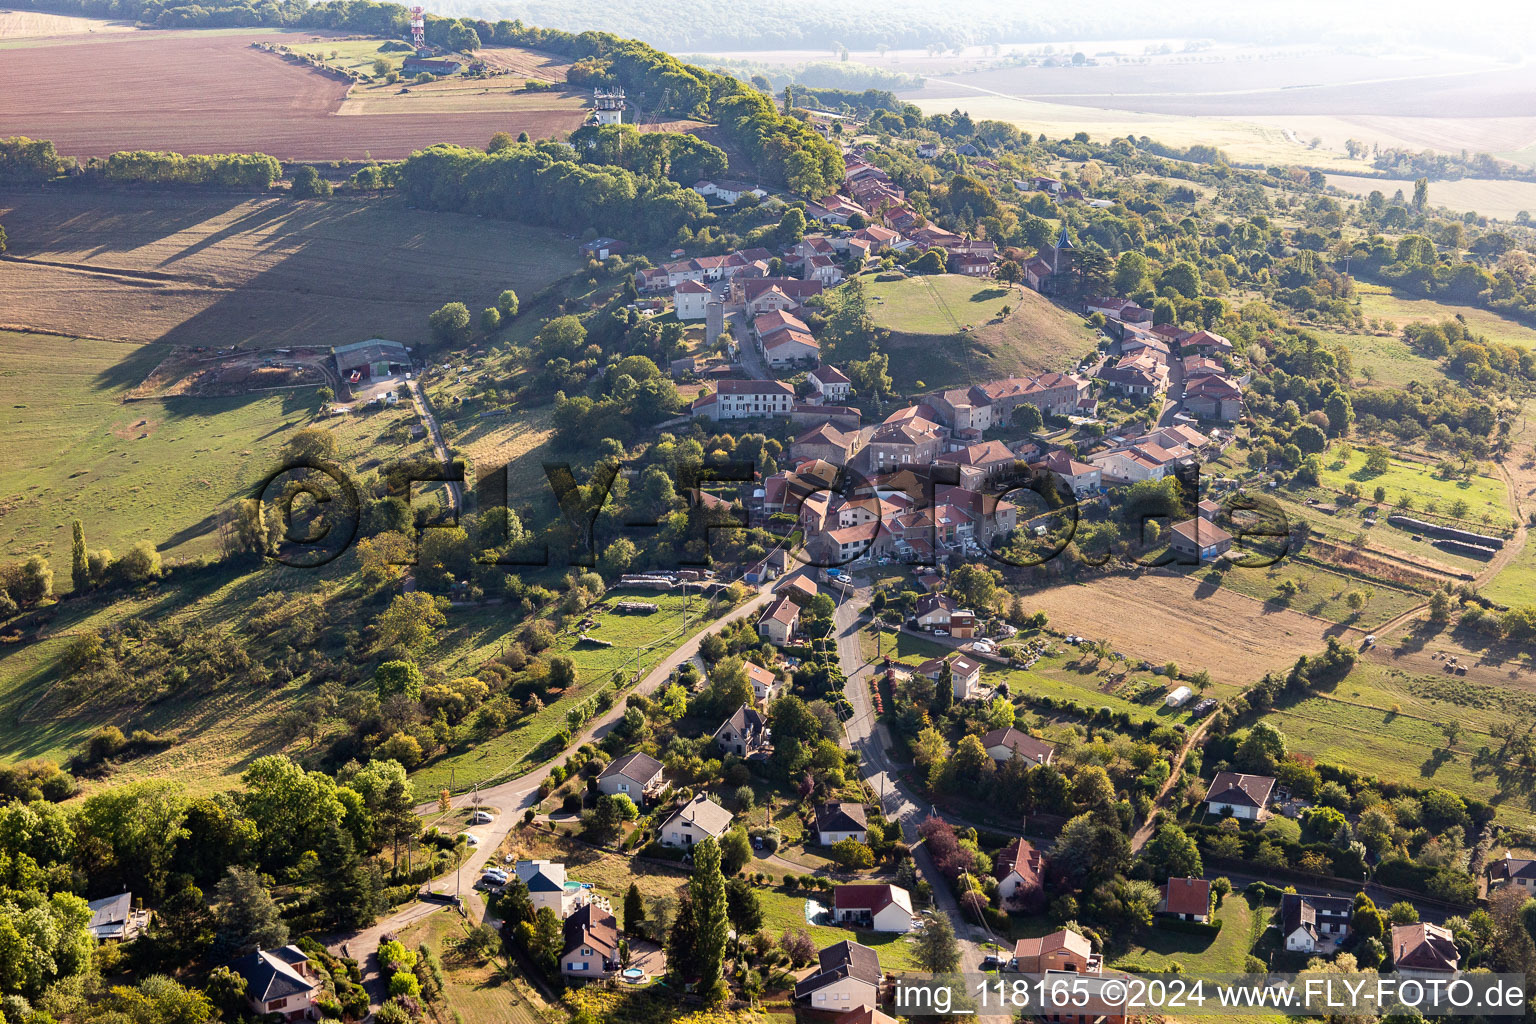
[1018,572,1339,684]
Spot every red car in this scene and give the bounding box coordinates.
[348,370,361,383]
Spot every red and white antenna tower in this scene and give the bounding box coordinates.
[409,6,425,50]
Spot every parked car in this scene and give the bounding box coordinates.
[470,810,494,825]
[980,955,1005,972]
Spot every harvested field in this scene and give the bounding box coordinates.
[470,45,573,81]
[1328,173,1536,221]
[1016,572,1341,684]
[0,10,133,39]
[338,79,588,117]
[0,30,587,159]
[0,191,582,349]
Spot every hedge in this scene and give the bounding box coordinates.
[1154,916,1223,937]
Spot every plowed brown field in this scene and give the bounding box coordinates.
[0,30,588,159]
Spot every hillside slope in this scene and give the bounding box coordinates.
[865,274,1099,391]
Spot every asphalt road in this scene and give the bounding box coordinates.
[832,585,1015,1022]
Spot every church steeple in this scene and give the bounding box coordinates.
[1052,222,1073,276]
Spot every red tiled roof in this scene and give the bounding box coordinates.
[1160,877,1211,917]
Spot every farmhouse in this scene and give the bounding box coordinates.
[660,793,735,848]
[1169,518,1234,563]
[228,946,320,1022]
[1204,772,1275,820]
[691,379,795,421]
[715,703,770,758]
[1156,878,1211,922]
[809,364,852,402]
[1391,922,1460,978]
[815,801,869,845]
[832,884,915,932]
[794,939,883,1011]
[791,422,862,465]
[673,279,713,320]
[597,751,665,803]
[996,839,1045,910]
[1033,451,1102,499]
[1279,893,1353,953]
[560,903,620,978]
[333,338,409,382]
[982,727,1056,766]
[1182,374,1245,422]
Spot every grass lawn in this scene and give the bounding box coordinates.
[397,906,553,1024]
[1317,446,1514,530]
[862,275,1099,391]
[1356,287,1536,350]
[1109,892,1265,975]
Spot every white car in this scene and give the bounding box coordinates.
[470,810,494,825]
[463,834,480,847]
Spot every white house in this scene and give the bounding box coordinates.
[981,727,1055,766]
[1280,894,1353,954]
[794,940,882,1011]
[660,793,734,848]
[1204,772,1275,820]
[597,751,664,803]
[1489,853,1536,891]
[996,840,1044,909]
[832,884,915,933]
[514,859,582,917]
[917,654,982,700]
[673,279,712,320]
[228,947,320,1022]
[691,379,795,422]
[1156,877,1211,923]
[815,801,869,845]
[809,364,852,403]
[693,179,768,204]
[745,661,780,703]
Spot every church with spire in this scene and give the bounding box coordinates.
[1023,223,1075,294]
